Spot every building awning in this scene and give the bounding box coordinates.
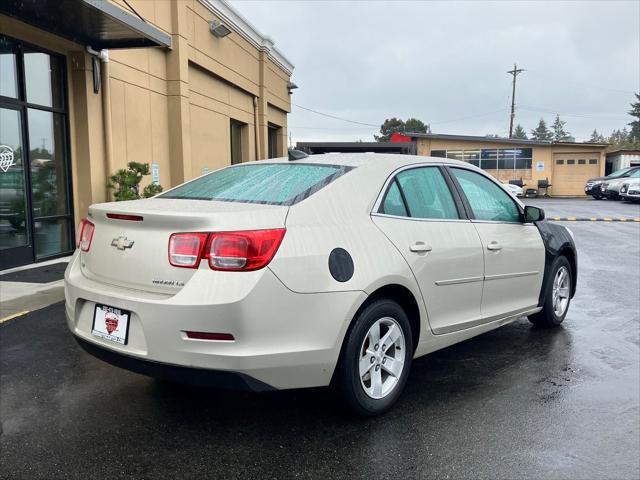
[0,0,171,49]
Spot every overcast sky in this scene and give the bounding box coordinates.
[229,0,639,144]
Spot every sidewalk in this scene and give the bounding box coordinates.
[0,257,70,323]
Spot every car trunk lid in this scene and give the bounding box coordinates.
[80,198,288,294]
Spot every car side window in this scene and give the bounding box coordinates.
[381,180,408,217]
[451,168,521,222]
[390,167,459,219]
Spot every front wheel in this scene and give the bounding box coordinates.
[591,194,603,200]
[529,256,572,327]
[335,299,413,416]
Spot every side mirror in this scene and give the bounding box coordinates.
[524,205,545,222]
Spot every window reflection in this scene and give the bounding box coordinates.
[34,217,71,258]
[28,109,69,217]
[0,108,29,249]
[24,51,64,108]
[0,37,18,99]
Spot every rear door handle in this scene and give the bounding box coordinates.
[410,242,432,253]
[487,241,502,251]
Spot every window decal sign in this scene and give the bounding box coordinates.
[151,163,160,185]
[0,145,15,173]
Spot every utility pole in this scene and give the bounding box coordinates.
[507,63,525,138]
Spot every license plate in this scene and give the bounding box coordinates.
[92,304,130,345]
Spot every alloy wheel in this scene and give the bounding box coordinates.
[552,266,570,317]
[359,317,405,399]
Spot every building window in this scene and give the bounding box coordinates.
[268,123,281,159]
[431,148,532,170]
[556,159,564,165]
[0,35,73,269]
[578,159,586,164]
[230,120,245,165]
[567,159,575,165]
[589,159,598,164]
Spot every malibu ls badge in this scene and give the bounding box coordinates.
[111,236,135,251]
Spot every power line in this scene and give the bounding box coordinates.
[518,105,630,120]
[293,103,509,128]
[292,103,378,127]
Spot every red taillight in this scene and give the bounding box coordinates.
[106,213,143,221]
[168,233,208,268]
[167,229,285,271]
[206,229,286,271]
[185,331,235,341]
[76,219,95,252]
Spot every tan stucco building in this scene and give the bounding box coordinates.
[0,0,294,269]
[410,133,608,196]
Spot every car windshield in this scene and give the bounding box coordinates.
[608,167,635,178]
[160,163,352,206]
[629,170,640,178]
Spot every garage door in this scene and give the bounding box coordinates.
[552,154,600,196]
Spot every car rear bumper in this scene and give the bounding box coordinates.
[64,253,366,390]
[73,335,275,391]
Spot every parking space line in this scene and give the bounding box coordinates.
[0,311,30,324]
[548,217,640,222]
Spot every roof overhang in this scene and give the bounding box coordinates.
[0,0,171,49]
[406,132,609,148]
[297,142,417,155]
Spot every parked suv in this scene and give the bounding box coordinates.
[585,166,640,200]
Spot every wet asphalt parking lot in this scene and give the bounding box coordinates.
[1,198,639,479]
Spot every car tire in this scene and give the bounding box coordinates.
[334,298,413,416]
[591,194,603,200]
[529,256,572,328]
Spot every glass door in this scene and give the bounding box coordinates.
[0,106,32,267]
[0,35,73,269]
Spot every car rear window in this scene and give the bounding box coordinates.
[160,163,352,206]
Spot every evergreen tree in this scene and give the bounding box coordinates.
[375,118,405,142]
[513,124,528,139]
[375,117,430,141]
[404,118,431,135]
[628,93,640,144]
[530,118,552,141]
[551,114,571,142]
[608,128,631,148]
[589,129,606,143]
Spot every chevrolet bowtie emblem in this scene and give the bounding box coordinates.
[111,236,135,250]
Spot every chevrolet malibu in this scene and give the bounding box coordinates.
[65,153,577,415]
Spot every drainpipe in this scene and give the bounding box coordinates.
[253,96,260,161]
[87,46,113,200]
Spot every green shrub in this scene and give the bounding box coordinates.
[107,162,163,201]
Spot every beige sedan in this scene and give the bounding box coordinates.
[65,153,577,415]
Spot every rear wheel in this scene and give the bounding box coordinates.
[529,256,572,327]
[591,194,603,200]
[335,299,413,416]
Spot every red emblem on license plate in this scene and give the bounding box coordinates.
[104,312,119,335]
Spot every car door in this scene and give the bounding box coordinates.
[371,165,485,335]
[448,167,545,321]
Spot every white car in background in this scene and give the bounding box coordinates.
[65,153,577,416]
[502,183,524,197]
[619,177,640,202]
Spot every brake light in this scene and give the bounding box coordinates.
[76,219,95,252]
[206,229,286,271]
[106,213,143,222]
[168,233,208,268]
[167,229,286,271]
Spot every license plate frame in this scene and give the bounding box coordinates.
[92,304,131,345]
